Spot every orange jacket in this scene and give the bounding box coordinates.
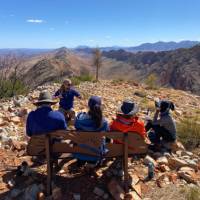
[110,115,147,138]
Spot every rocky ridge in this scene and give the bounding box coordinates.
[0,80,200,200]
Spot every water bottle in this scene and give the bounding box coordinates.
[148,162,155,179]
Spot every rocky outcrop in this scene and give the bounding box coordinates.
[103,45,200,95]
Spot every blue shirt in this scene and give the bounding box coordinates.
[26,106,67,136]
[54,88,80,110]
[74,112,109,162]
[75,112,109,132]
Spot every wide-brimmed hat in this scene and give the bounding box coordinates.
[118,100,138,115]
[33,91,57,105]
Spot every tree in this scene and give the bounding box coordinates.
[145,73,158,89]
[93,48,102,82]
[0,55,27,98]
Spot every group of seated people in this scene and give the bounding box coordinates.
[26,79,177,164]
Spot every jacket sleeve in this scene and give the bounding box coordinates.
[59,114,67,130]
[26,113,32,137]
[73,89,81,97]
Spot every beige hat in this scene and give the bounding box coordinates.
[33,91,57,105]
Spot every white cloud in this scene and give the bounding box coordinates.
[26,19,45,23]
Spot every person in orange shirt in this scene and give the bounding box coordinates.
[110,100,147,139]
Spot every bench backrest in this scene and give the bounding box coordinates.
[27,130,148,157]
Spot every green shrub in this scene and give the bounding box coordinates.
[71,74,94,85]
[145,73,159,89]
[177,115,200,149]
[0,79,28,99]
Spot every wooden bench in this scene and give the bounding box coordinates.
[27,130,148,196]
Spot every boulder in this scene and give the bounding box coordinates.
[185,160,198,171]
[159,164,170,172]
[178,167,197,184]
[168,157,188,169]
[156,156,168,165]
[168,173,178,184]
[10,116,21,124]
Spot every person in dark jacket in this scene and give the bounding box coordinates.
[145,100,176,147]
[26,91,67,136]
[53,79,81,124]
[74,96,109,165]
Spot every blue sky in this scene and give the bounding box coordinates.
[0,0,200,48]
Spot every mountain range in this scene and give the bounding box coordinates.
[0,40,199,57]
[1,42,200,95]
[74,40,200,53]
[102,45,200,94]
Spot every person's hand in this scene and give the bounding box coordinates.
[57,94,63,99]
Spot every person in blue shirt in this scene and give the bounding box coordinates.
[74,96,109,166]
[54,79,81,124]
[26,91,67,136]
[75,96,109,131]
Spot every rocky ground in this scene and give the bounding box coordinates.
[0,80,200,200]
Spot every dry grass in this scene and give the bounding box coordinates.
[177,115,200,150]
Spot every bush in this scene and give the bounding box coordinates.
[71,74,94,85]
[145,73,159,89]
[0,79,28,99]
[177,115,200,149]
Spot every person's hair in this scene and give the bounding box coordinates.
[88,105,103,128]
[160,101,175,113]
[59,79,72,93]
[117,113,133,119]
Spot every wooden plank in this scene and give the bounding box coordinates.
[27,131,148,156]
[45,135,52,196]
[52,143,124,157]
[51,130,125,140]
[124,133,129,193]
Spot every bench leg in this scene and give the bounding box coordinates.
[124,133,129,193]
[45,135,53,196]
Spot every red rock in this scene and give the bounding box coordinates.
[132,183,142,198]
[159,164,170,172]
[10,116,21,124]
[168,157,188,169]
[11,140,26,151]
[168,173,178,183]
[129,173,140,186]
[178,166,197,184]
